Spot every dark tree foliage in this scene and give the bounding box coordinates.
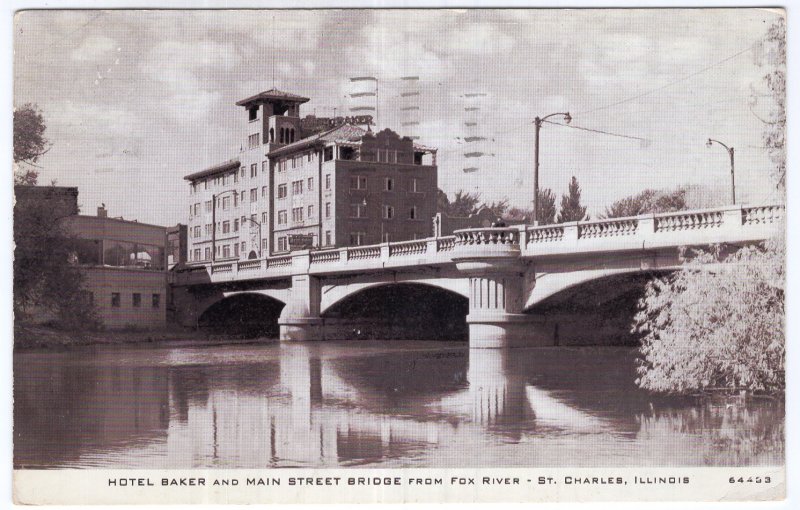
[505,188,556,225]
[602,188,688,218]
[437,189,483,217]
[14,103,49,185]
[14,194,99,331]
[556,176,588,223]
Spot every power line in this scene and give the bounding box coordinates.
[542,119,651,144]
[577,45,754,116]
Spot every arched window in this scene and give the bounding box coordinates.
[279,128,284,144]
[290,129,295,143]
[269,128,274,143]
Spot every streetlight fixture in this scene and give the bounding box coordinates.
[533,112,572,224]
[706,138,736,205]
[211,189,238,262]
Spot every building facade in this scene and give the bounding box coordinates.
[184,89,438,263]
[61,209,169,329]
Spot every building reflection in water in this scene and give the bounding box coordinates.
[13,344,785,468]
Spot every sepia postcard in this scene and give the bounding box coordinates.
[9,5,790,506]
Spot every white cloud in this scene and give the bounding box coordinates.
[70,35,116,61]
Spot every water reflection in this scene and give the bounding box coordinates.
[13,343,784,469]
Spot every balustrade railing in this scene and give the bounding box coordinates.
[237,259,262,271]
[211,263,233,273]
[579,218,638,239]
[455,228,520,246]
[655,210,723,232]
[348,246,381,260]
[389,239,427,257]
[527,225,565,243]
[310,250,341,264]
[743,205,784,226]
[436,236,456,252]
[267,255,292,268]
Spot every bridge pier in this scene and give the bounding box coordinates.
[279,274,323,341]
[466,275,543,348]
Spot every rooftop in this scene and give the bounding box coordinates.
[235,88,310,107]
[268,124,437,157]
[184,158,240,181]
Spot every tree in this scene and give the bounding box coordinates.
[505,188,556,225]
[437,189,482,217]
[557,176,588,223]
[14,103,49,186]
[14,192,98,331]
[752,17,786,192]
[634,240,784,394]
[603,188,687,218]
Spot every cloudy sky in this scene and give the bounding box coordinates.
[13,8,783,226]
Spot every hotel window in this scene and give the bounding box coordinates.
[384,178,394,191]
[262,212,268,224]
[409,206,418,220]
[278,210,287,225]
[307,177,314,191]
[241,215,246,225]
[325,231,331,246]
[152,294,160,309]
[261,186,267,198]
[292,207,304,222]
[277,184,287,198]
[240,190,246,202]
[250,164,257,178]
[307,152,312,162]
[205,200,212,212]
[222,221,230,234]
[222,196,230,210]
[278,237,287,252]
[234,219,239,232]
[193,226,200,238]
[222,245,230,258]
[349,232,366,246]
[193,248,200,261]
[350,203,366,218]
[409,178,421,193]
[250,188,257,202]
[307,204,314,218]
[111,293,121,308]
[240,167,245,178]
[241,242,246,253]
[233,193,238,207]
[204,247,211,260]
[324,147,334,161]
[248,133,259,149]
[205,224,211,236]
[204,180,208,190]
[383,205,394,219]
[325,174,331,190]
[234,243,239,257]
[234,172,239,184]
[325,202,331,219]
[222,174,227,186]
[262,161,268,173]
[292,180,303,195]
[133,293,141,308]
[350,175,367,190]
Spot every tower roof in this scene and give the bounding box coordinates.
[236,88,310,107]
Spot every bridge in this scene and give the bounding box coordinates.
[173,204,783,348]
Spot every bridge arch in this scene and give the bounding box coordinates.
[197,291,287,338]
[321,282,469,341]
[525,269,676,346]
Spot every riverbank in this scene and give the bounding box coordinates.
[13,323,272,351]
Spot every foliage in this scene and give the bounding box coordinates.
[751,17,786,192]
[13,191,99,331]
[437,189,482,217]
[483,198,509,218]
[14,103,49,186]
[557,176,588,223]
[505,188,556,225]
[634,239,785,394]
[602,187,687,218]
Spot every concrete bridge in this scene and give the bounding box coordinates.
[173,204,783,348]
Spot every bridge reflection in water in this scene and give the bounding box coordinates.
[14,343,784,469]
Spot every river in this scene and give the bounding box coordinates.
[13,341,784,469]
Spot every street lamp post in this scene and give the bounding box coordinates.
[706,138,736,205]
[211,189,238,262]
[241,215,263,258]
[533,112,572,224]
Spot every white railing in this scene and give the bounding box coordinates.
[176,204,783,285]
[389,239,427,257]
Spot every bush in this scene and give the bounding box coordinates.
[634,238,784,394]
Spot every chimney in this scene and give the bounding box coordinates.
[97,204,107,218]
